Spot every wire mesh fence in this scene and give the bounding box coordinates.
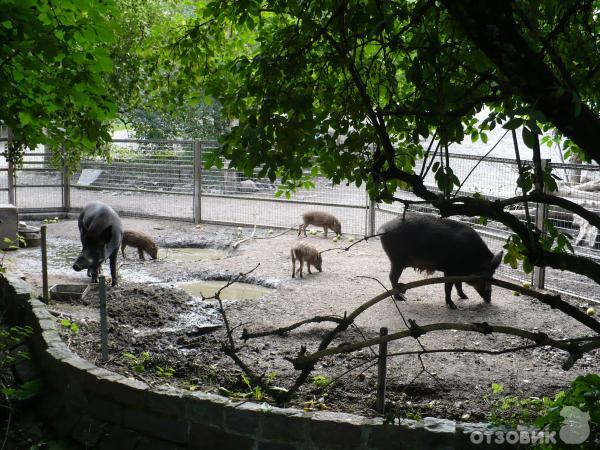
[542,161,600,302]
[1,139,599,301]
[199,143,370,234]
[12,146,64,211]
[70,139,195,220]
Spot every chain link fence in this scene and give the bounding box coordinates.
[1,138,599,301]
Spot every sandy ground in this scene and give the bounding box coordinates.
[7,217,599,421]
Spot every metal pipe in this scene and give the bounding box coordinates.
[376,327,388,414]
[41,225,48,303]
[99,275,109,361]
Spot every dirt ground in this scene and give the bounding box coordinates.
[8,216,599,422]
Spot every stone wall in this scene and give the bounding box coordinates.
[0,274,511,449]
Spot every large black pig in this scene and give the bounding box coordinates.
[379,214,503,309]
[72,202,123,286]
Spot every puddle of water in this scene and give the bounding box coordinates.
[163,247,226,261]
[176,280,272,300]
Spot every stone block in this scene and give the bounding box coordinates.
[261,407,307,443]
[184,391,228,427]
[224,401,261,436]
[0,204,18,249]
[122,407,189,444]
[85,374,148,407]
[145,386,186,418]
[309,411,368,450]
[257,441,298,450]
[98,426,140,450]
[88,393,123,425]
[189,423,255,450]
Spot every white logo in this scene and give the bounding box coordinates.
[559,406,591,445]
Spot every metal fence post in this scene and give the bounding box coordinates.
[41,225,49,303]
[376,327,388,414]
[99,275,109,361]
[193,141,202,224]
[533,159,550,289]
[368,196,376,237]
[7,128,15,205]
[62,144,70,213]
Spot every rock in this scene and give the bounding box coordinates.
[77,169,102,186]
[239,179,258,192]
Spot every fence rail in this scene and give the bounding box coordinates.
[2,138,599,303]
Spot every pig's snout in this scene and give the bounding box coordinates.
[73,255,92,272]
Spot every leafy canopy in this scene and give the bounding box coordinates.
[160,0,600,199]
[0,0,119,165]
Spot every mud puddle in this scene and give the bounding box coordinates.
[161,247,227,261]
[176,280,273,300]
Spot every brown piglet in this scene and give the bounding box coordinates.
[121,230,158,260]
[298,211,341,238]
[291,242,323,278]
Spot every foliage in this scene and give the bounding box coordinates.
[484,383,548,429]
[483,377,599,448]
[123,351,151,374]
[535,374,600,449]
[0,325,41,401]
[156,365,175,378]
[0,236,25,275]
[122,102,230,140]
[0,0,119,167]
[59,319,79,335]
[312,375,333,390]
[241,373,263,401]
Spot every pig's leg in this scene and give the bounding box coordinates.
[444,282,457,309]
[323,226,328,238]
[90,266,99,283]
[121,243,126,258]
[291,250,296,278]
[298,223,303,236]
[389,264,406,301]
[109,249,119,286]
[455,282,468,299]
[307,263,312,274]
[299,259,304,278]
[138,248,145,260]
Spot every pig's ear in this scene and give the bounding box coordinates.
[490,251,503,271]
[100,226,113,243]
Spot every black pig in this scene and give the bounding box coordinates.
[379,215,503,309]
[72,202,123,286]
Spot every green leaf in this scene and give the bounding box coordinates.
[522,127,537,149]
[18,111,32,126]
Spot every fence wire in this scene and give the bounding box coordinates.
[1,139,599,302]
[12,147,63,211]
[70,140,195,220]
[200,144,369,235]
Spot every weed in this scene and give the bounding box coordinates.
[156,365,175,378]
[122,351,151,374]
[59,318,79,334]
[312,375,332,390]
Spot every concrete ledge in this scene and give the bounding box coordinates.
[0,273,517,449]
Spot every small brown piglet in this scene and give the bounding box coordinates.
[291,242,323,278]
[121,230,158,260]
[298,211,342,238]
